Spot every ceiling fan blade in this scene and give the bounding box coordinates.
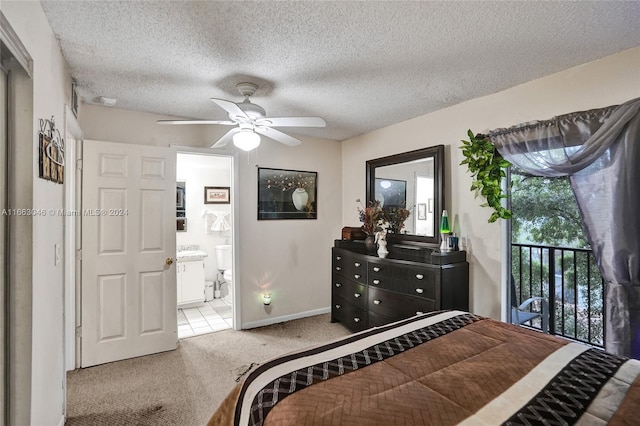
[255,117,326,128]
[210,98,249,120]
[157,119,236,125]
[211,127,240,148]
[255,127,302,146]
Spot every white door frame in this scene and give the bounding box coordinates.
[501,168,512,323]
[172,145,241,330]
[63,105,83,371]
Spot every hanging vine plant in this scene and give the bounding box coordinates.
[460,130,512,223]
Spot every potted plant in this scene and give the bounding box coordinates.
[460,130,512,223]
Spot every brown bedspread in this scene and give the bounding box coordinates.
[208,311,640,426]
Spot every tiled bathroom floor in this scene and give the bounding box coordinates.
[178,299,232,339]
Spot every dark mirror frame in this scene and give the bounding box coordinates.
[366,145,444,245]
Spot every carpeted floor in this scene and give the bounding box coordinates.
[65,314,350,425]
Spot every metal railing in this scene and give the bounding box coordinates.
[511,243,605,348]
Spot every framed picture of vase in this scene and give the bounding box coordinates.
[257,167,317,220]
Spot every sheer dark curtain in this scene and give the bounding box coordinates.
[488,97,640,358]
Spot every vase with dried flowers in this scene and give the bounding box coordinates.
[356,199,386,251]
[386,207,411,234]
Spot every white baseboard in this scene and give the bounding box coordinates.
[57,415,65,426]
[241,307,331,330]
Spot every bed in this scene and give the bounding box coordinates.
[208,311,640,425]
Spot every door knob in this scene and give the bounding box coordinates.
[165,257,174,265]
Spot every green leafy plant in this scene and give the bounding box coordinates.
[460,130,512,223]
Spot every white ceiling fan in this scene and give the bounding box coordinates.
[157,82,326,151]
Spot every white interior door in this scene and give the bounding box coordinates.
[81,139,177,367]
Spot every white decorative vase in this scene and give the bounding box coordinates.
[377,239,389,258]
[291,188,309,211]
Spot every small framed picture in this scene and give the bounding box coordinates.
[204,186,230,204]
[418,203,427,220]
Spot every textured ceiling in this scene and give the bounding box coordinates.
[40,1,640,141]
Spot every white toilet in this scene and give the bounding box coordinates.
[215,245,233,304]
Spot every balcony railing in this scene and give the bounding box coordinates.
[511,243,605,348]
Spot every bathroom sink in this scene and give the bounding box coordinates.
[176,250,208,261]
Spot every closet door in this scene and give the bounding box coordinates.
[81,139,177,367]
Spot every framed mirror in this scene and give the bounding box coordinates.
[176,181,186,232]
[366,145,444,245]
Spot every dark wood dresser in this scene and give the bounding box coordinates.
[331,240,469,332]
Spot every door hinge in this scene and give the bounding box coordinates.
[76,326,81,338]
[76,249,82,260]
[76,159,83,170]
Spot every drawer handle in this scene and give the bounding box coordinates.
[354,274,361,279]
[335,304,341,309]
[372,279,380,285]
[373,267,380,272]
[416,311,424,315]
[335,283,342,288]
[336,256,342,260]
[354,293,361,298]
[415,288,424,294]
[335,266,342,271]
[373,299,381,305]
[354,317,361,323]
[416,274,424,280]
[354,262,361,267]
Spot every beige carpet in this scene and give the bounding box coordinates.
[65,314,350,425]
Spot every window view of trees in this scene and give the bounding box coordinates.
[511,170,604,346]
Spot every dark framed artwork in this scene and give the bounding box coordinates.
[258,167,317,220]
[374,178,406,209]
[204,186,230,204]
[176,181,186,217]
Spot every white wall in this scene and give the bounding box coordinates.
[3,2,72,425]
[341,46,640,320]
[79,105,343,325]
[176,153,232,281]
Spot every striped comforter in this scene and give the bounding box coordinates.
[209,311,640,425]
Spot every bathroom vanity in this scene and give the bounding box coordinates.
[176,250,207,307]
[331,239,469,333]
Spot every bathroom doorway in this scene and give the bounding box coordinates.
[175,151,236,339]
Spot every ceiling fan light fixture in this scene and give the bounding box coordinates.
[233,129,260,151]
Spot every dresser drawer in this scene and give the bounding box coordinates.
[368,288,439,320]
[332,250,347,276]
[332,276,367,310]
[402,266,439,300]
[401,294,438,316]
[367,287,410,320]
[368,287,437,320]
[332,296,368,332]
[332,249,367,284]
[368,311,395,328]
[366,262,395,291]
